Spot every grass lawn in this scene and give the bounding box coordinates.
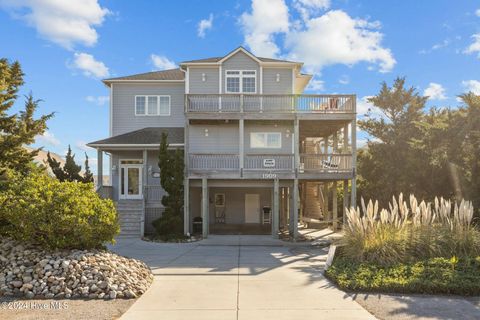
[325,256,480,296]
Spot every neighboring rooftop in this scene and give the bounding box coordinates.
[87,127,184,147]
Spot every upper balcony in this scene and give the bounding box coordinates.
[185,94,356,120]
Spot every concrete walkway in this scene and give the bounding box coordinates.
[110,236,375,320]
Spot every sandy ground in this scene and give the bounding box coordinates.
[0,296,135,320]
[353,293,480,320]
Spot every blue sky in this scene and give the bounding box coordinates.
[0,0,479,174]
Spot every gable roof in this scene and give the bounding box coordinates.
[87,127,184,148]
[103,68,184,83]
[181,46,301,65]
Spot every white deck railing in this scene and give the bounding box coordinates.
[188,153,353,172]
[189,154,240,170]
[300,154,352,171]
[244,154,294,171]
[186,94,355,113]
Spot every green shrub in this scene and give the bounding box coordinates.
[152,212,184,241]
[326,256,480,295]
[0,171,119,249]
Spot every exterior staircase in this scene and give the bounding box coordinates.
[303,182,324,226]
[115,200,143,237]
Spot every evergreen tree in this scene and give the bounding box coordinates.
[153,132,184,239]
[357,77,428,205]
[0,58,53,175]
[47,146,91,183]
[83,153,94,183]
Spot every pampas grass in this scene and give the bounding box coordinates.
[341,194,480,265]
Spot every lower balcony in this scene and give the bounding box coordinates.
[188,153,353,179]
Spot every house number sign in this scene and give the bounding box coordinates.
[263,159,275,167]
[262,173,277,179]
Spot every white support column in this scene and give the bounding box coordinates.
[294,118,300,175]
[201,177,209,238]
[141,149,147,237]
[332,181,338,230]
[323,136,329,219]
[239,118,244,176]
[97,149,103,189]
[292,178,299,240]
[343,179,349,226]
[351,118,357,209]
[184,178,190,235]
[343,124,349,152]
[272,179,280,238]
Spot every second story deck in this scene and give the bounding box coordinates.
[186,94,356,120]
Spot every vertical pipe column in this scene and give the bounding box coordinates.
[292,178,299,240]
[272,179,280,238]
[202,177,209,238]
[323,136,329,220]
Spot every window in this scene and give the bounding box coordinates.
[135,95,170,116]
[225,70,256,93]
[250,132,281,149]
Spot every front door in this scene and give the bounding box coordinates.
[245,194,260,223]
[120,165,143,199]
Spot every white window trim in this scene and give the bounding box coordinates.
[225,70,257,94]
[250,132,282,149]
[134,95,171,116]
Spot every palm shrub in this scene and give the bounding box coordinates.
[0,171,119,249]
[341,194,479,265]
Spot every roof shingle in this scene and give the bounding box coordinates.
[87,127,184,146]
[103,68,184,82]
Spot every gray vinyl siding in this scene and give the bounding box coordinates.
[245,122,293,154]
[221,51,260,93]
[188,123,239,153]
[189,67,219,94]
[189,186,272,225]
[262,68,293,94]
[112,83,185,136]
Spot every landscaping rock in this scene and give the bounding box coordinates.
[0,237,153,300]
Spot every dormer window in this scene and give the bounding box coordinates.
[226,70,256,93]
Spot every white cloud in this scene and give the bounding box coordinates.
[0,0,109,49]
[419,39,450,54]
[462,80,480,95]
[338,75,349,85]
[150,54,176,70]
[476,9,480,17]
[239,1,395,74]
[306,77,324,91]
[464,34,480,58]
[86,95,109,106]
[35,130,60,147]
[423,83,447,100]
[197,14,213,38]
[72,52,109,78]
[286,10,395,73]
[240,0,289,57]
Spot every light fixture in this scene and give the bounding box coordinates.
[112,165,117,171]
[204,128,209,137]
[276,73,280,82]
[202,73,206,82]
[148,165,153,174]
[286,129,291,138]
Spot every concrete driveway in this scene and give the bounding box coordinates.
[110,236,375,320]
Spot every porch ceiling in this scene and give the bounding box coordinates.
[299,120,350,138]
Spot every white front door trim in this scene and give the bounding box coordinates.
[119,161,143,200]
